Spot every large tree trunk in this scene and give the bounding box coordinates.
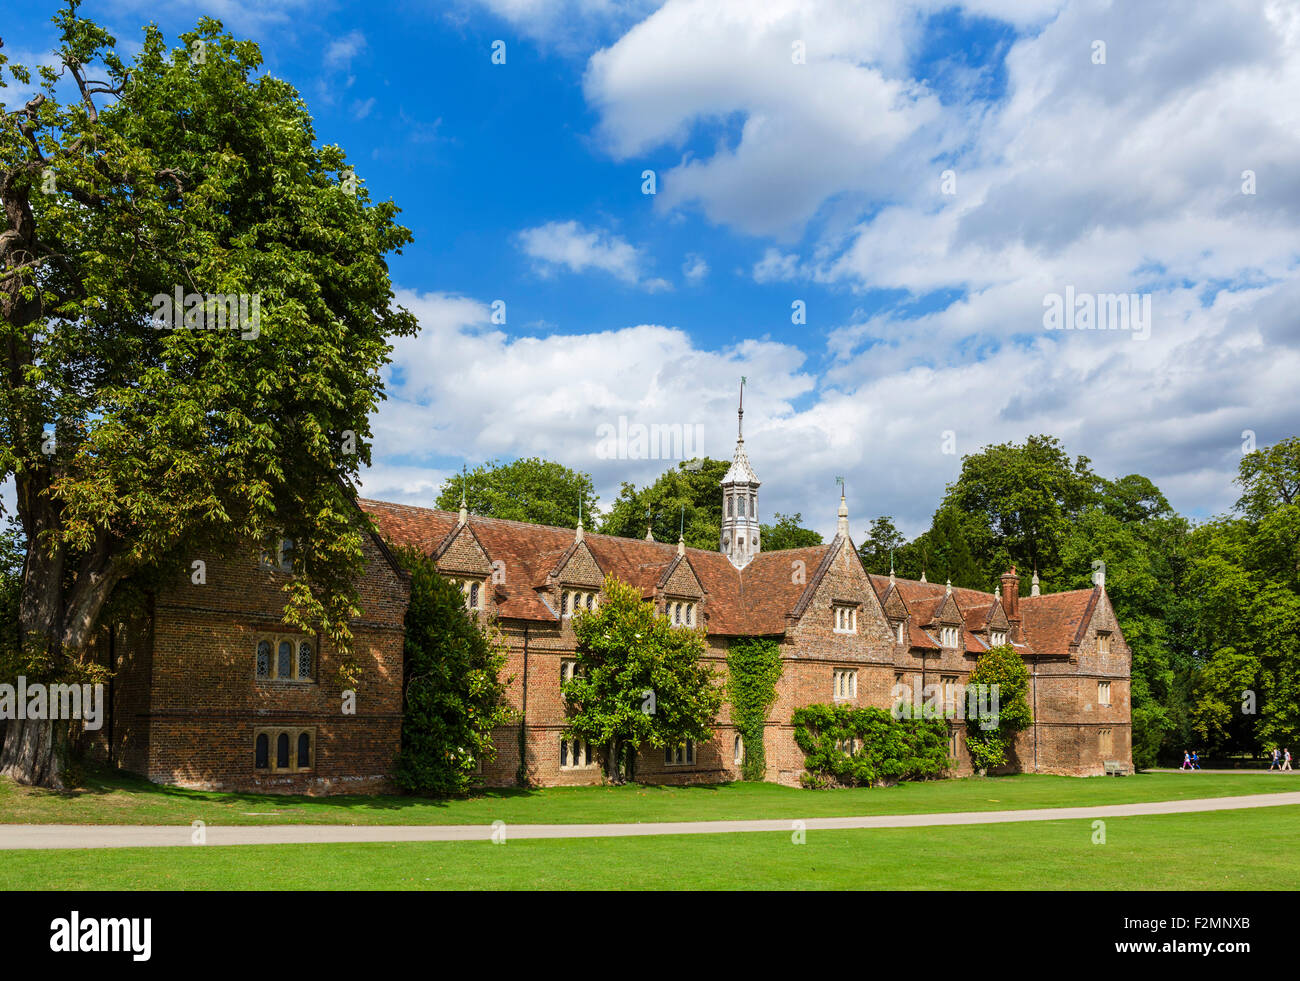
[0,717,65,789]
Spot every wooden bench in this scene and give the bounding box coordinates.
[1103,760,1129,776]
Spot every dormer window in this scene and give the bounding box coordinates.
[447,577,485,611]
[990,630,1007,646]
[562,590,598,618]
[833,604,857,634]
[940,625,959,648]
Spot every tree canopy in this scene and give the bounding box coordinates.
[598,457,730,548]
[565,575,723,781]
[0,4,416,785]
[436,457,597,530]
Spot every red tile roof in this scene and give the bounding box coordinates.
[360,500,1100,652]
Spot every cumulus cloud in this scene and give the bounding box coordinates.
[366,0,1300,540]
[517,220,668,289]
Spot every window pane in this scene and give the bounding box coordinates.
[470,582,479,608]
[298,642,313,680]
[561,592,568,615]
[560,739,568,767]
[586,593,593,610]
[255,734,269,769]
[257,641,271,678]
[298,733,311,768]
[276,733,290,768]
[277,641,292,679]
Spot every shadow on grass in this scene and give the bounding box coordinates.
[31,762,745,816]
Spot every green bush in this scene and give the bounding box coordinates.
[793,704,951,788]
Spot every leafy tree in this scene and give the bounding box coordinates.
[858,515,906,576]
[598,457,730,549]
[964,644,1033,772]
[726,637,782,780]
[0,5,417,785]
[565,575,723,781]
[924,507,983,589]
[759,512,822,552]
[392,548,514,795]
[436,458,597,529]
[1235,435,1300,520]
[942,434,1099,580]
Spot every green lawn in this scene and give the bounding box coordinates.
[1,766,1295,827]
[4,806,1297,889]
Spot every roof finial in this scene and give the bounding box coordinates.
[677,507,686,556]
[945,577,952,595]
[576,494,584,542]
[1031,566,1040,597]
[457,464,468,525]
[835,476,849,538]
[889,548,895,584]
[737,375,746,441]
[644,504,654,542]
[920,568,927,583]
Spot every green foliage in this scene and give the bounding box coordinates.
[392,548,514,796]
[1,3,417,674]
[759,512,823,552]
[435,458,598,529]
[964,645,1033,772]
[598,458,731,549]
[726,638,782,780]
[858,516,906,576]
[566,575,723,781]
[792,704,950,787]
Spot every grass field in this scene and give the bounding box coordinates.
[1,767,1295,827]
[3,805,1296,890]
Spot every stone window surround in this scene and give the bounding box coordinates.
[254,633,316,683]
[254,726,315,773]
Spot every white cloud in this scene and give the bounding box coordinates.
[370,289,816,518]
[325,31,367,70]
[517,220,667,289]
[682,253,709,282]
[752,248,801,284]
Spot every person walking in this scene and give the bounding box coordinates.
[1269,747,1281,770]
[1191,751,1201,770]
[1284,748,1293,772]
[1181,750,1191,770]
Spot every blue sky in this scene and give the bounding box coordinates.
[6,0,1298,543]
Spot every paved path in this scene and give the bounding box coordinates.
[2,791,1298,850]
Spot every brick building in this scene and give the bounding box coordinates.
[104,396,1131,793]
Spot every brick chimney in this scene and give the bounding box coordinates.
[1000,566,1021,636]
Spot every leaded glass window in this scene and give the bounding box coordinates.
[278,640,292,679]
[298,641,313,680]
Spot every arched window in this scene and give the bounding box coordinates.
[256,641,271,679]
[727,497,733,517]
[749,496,755,517]
[686,604,694,626]
[734,734,744,764]
[469,581,480,609]
[276,733,290,769]
[277,641,292,679]
[674,603,682,624]
[561,592,569,616]
[297,732,311,768]
[298,641,313,680]
[586,593,594,611]
[255,733,269,769]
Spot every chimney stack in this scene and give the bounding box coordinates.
[1000,566,1021,630]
